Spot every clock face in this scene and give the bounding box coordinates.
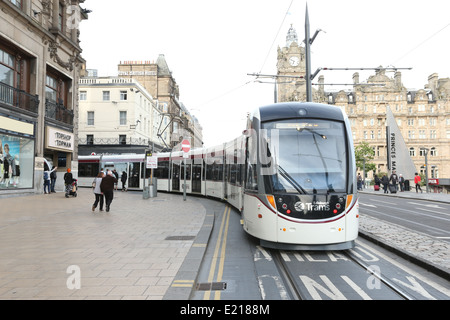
[289,56,300,67]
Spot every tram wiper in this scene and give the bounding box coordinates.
[296,127,327,140]
[278,165,308,195]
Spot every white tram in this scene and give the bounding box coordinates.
[78,102,359,250]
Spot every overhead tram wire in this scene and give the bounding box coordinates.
[392,22,450,65]
[258,0,294,74]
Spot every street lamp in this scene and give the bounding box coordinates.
[420,147,429,193]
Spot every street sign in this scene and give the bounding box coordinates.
[146,156,158,169]
[181,139,190,153]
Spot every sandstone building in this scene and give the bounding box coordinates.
[0,0,88,195]
[277,26,450,192]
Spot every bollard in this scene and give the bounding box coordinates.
[143,186,150,199]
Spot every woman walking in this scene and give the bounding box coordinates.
[92,172,105,211]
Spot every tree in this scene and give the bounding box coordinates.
[355,142,376,176]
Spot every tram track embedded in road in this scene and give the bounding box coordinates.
[343,250,413,300]
[271,250,305,300]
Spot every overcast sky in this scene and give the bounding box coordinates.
[79,0,450,147]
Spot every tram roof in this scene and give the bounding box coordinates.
[258,102,345,122]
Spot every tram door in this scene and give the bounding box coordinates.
[128,162,141,189]
[172,163,180,191]
[192,164,202,193]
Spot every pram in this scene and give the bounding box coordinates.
[65,179,78,198]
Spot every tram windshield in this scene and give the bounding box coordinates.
[262,119,348,194]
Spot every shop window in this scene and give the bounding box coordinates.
[0,134,34,189]
[58,152,67,167]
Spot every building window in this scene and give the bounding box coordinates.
[45,75,58,102]
[419,130,426,139]
[120,91,127,101]
[430,130,436,139]
[59,3,65,32]
[86,135,94,145]
[87,111,94,126]
[80,91,87,100]
[408,130,415,139]
[119,111,127,125]
[119,135,127,145]
[409,147,415,157]
[418,104,425,112]
[102,91,110,101]
[407,118,414,126]
[430,147,437,156]
[8,0,22,9]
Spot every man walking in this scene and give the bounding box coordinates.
[100,170,118,212]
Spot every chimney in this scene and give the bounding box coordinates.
[352,72,359,85]
[428,73,438,92]
[394,71,402,87]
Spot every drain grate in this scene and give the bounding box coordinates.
[196,282,227,291]
[165,235,196,241]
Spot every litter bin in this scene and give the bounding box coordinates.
[143,186,150,199]
[404,179,410,191]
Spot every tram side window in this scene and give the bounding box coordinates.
[245,137,258,191]
[214,163,223,181]
[154,161,169,179]
[79,163,99,177]
[206,162,223,181]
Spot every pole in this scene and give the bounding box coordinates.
[183,158,187,201]
[305,4,312,102]
[424,149,429,193]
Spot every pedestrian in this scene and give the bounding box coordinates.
[414,172,423,193]
[64,168,73,196]
[113,169,119,190]
[50,166,57,193]
[374,174,381,191]
[389,170,398,193]
[100,170,118,212]
[92,171,105,211]
[121,171,127,192]
[357,173,363,190]
[381,173,389,194]
[398,174,405,192]
[44,165,57,194]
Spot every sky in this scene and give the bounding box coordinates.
[79,0,450,147]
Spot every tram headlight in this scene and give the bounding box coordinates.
[266,195,276,210]
[345,195,353,209]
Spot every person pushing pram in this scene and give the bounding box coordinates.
[64,168,77,197]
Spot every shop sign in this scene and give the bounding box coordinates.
[46,127,74,152]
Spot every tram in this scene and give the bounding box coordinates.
[78,102,359,250]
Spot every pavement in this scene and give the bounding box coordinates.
[0,188,212,300]
[0,186,448,300]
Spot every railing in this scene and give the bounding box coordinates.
[78,137,151,146]
[45,99,74,126]
[0,82,39,115]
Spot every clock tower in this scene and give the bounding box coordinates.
[277,25,307,102]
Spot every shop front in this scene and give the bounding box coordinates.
[44,126,75,191]
[0,114,35,194]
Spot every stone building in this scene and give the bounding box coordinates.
[277,25,450,192]
[0,0,88,195]
[117,57,203,150]
[78,76,164,155]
